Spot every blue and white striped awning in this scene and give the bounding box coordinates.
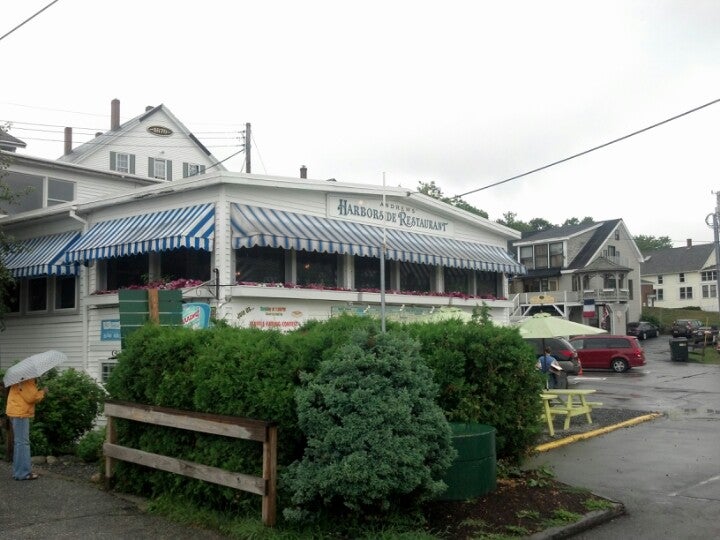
[65,203,215,263]
[231,204,525,274]
[3,231,80,277]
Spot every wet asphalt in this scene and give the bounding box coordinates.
[526,335,720,539]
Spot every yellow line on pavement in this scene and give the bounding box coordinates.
[534,412,663,453]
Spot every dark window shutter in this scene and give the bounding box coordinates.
[110,151,117,171]
[148,157,154,178]
[129,154,136,174]
[166,161,172,181]
[183,162,189,178]
[200,165,206,174]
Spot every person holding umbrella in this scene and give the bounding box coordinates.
[3,350,65,481]
[5,378,47,480]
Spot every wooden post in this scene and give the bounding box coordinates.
[261,425,278,527]
[148,288,160,323]
[104,415,116,489]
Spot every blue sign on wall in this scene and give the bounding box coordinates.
[101,319,121,341]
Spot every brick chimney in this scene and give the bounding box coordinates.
[300,165,307,179]
[111,98,120,130]
[687,238,692,248]
[63,127,72,155]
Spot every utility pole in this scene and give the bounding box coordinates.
[707,192,720,315]
[244,123,251,173]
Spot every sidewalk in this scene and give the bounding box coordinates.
[0,460,226,539]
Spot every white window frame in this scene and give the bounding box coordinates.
[154,158,167,180]
[116,153,131,173]
[679,273,685,283]
[187,163,200,177]
[680,286,693,300]
[701,270,717,282]
[658,275,663,284]
[702,284,717,298]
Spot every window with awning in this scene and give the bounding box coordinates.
[230,204,525,274]
[65,203,215,263]
[2,231,80,277]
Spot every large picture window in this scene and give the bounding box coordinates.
[355,255,390,291]
[296,251,338,287]
[444,267,471,294]
[549,242,563,267]
[399,261,432,292]
[477,271,498,296]
[519,246,533,269]
[106,254,150,290]
[160,248,211,282]
[236,246,286,283]
[534,244,548,269]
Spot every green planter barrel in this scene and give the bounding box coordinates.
[438,423,497,500]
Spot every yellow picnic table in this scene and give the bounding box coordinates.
[540,393,558,436]
[541,388,601,431]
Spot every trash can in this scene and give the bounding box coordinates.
[437,423,497,500]
[670,337,688,361]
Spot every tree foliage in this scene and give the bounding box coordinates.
[417,180,488,218]
[0,135,17,321]
[633,234,673,253]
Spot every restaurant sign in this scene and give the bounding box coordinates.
[326,195,453,235]
[147,125,173,136]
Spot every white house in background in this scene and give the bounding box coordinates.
[640,239,718,311]
[0,102,525,383]
[57,98,226,179]
[510,219,644,333]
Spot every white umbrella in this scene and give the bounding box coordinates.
[516,313,607,339]
[3,350,67,387]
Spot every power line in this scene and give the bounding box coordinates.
[456,97,720,198]
[1,120,241,137]
[0,0,61,43]
[251,132,267,174]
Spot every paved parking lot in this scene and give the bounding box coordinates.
[527,334,720,539]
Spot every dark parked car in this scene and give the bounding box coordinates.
[523,336,582,375]
[626,321,659,340]
[692,326,718,344]
[569,335,646,373]
[671,319,703,338]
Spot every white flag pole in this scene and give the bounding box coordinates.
[380,172,387,332]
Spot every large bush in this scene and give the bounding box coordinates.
[405,318,545,462]
[282,326,455,524]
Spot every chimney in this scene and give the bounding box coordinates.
[111,98,120,130]
[300,165,307,179]
[63,127,72,155]
[145,105,153,112]
[95,132,102,138]
[687,239,692,248]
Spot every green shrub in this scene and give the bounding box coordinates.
[76,427,106,462]
[282,326,455,525]
[30,368,105,455]
[405,319,544,463]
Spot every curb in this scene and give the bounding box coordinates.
[527,501,626,539]
[534,412,663,453]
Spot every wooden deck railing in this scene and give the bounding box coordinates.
[103,399,278,526]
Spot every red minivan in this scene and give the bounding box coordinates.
[569,335,646,373]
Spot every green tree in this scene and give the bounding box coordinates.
[417,180,488,218]
[633,234,672,253]
[562,216,594,227]
[0,130,17,321]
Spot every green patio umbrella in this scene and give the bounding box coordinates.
[516,313,607,339]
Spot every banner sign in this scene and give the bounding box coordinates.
[182,303,211,329]
[101,319,121,341]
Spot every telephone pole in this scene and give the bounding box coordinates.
[707,192,720,314]
[244,123,251,173]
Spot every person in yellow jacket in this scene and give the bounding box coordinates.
[5,378,47,480]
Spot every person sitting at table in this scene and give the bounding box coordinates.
[537,346,563,389]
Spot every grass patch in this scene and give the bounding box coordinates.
[688,347,720,364]
[542,508,583,528]
[584,498,616,511]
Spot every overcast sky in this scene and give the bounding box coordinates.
[3,1,720,246]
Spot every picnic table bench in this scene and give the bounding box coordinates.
[541,389,602,431]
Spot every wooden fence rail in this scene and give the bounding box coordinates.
[103,399,278,526]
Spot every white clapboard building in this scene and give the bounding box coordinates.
[0,102,524,383]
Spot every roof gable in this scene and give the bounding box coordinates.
[641,244,716,275]
[57,104,226,170]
